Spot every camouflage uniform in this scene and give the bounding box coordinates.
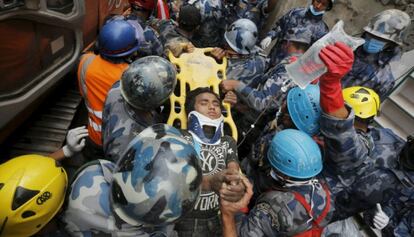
[126,15,164,57]
[186,0,225,47]
[227,54,268,86]
[102,81,161,162]
[341,46,402,101]
[155,19,195,45]
[61,159,175,236]
[234,54,299,112]
[223,0,268,33]
[319,106,412,222]
[235,179,335,236]
[265,7,328,67]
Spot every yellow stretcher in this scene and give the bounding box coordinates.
[167,48,238,141]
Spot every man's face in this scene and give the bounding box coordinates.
[312,0,330,12]
[194,92,222,119]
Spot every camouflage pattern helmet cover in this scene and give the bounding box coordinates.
[110,124,202,226]
[364,9,411,45]
[121,56,177,110]
[224,18,260,55]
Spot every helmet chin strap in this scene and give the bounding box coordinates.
[188,111,224,145]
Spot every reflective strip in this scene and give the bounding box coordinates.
[86,106,103,119]
[79,54,97,97]
[89,118,102,132]
[157,0,169,19]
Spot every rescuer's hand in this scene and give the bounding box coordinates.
[62,126,88,157]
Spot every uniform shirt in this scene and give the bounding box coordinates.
[223,0,268,32]
[181,131,239,219]
[341,46,401,101]
[227,54,268,86]
[186,0,225,47]
[234,55,298,112]
[62,159,174,237]
[319,106,411,222]
[78,53,129,146]
[236,181,334,236]
[102,81,160,162]
[266,7,328,66]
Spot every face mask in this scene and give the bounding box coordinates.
[309,5,325,16]
[363,38,386,54]
[187,111,224,145]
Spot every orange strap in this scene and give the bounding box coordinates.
[292,183,331,228]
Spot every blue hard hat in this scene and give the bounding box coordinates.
[287,85,321,136]
[98,20,140,58]
[267,129,322,179]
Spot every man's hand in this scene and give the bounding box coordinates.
[223,91,238,105]
[220,175,253,215]
[220,80,241,93]
[260,36,272,49]
[62,126,88,157]
[210,47,226,60]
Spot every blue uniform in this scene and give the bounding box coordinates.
[186,0,225,47]
[102,81,160,162]
[234,55,299,112]
[223,0,268,33]
[320,106,413,227]
[126,15,164,57]
[266,7,328,67]
[227,54,268,85]
[341,46,401,101]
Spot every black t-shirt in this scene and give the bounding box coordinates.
[181,130,239,219]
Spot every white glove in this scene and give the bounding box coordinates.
[260,36,272,49]
[62,126,88,157]
[373,203,390,230]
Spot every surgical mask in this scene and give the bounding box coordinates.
[309,5,325,16]
[187,111,224,145]
[363,38,386,54]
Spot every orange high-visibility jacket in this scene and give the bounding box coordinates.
[78,53,129,146]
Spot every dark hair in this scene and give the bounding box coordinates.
[400,134,414,170]
[178,5,201,32]
[185,87,222,115]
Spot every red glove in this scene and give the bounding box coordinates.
[319,42,354,113]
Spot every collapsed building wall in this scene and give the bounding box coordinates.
[264,0,414,51]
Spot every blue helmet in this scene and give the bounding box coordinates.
[98,19,140,58]
[267,129,322,179]
[110,124,202,226]
[287,85,321,136]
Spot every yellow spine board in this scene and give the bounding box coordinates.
[167,48,238,141]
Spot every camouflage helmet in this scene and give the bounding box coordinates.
[284,27,313,45]
[121,56,177,110]
[326,0,334,11]
[110,124,202,226]
[224,18,260,55]
[363,9,411,45]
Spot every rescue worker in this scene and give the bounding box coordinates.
[154,5,201,57]
[221,129,335,236]
[0,155,68,237]
[102,56,177,163]
[127,0,165,56]
[174,87,245,237]
[260,0,332,67]
[316,42,414,235]
[62,124,203,236]
[341,9,411,100]
[222,0,278,34]
[220,27,312,151]
[78,19,141,161]
[210,18,267,86]
[242,85,321,200]
[187,0,225,47]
